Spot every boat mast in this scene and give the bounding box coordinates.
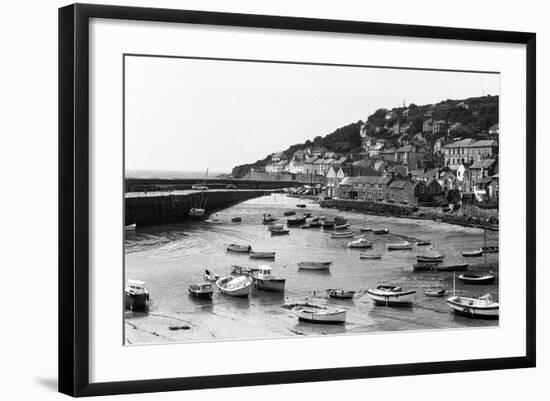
[484,227,487,269]
[453,272,456,296]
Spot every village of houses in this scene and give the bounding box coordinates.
[249,114,499,209]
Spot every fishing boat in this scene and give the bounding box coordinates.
[482,246,499,253]
[231,217,242,222]
[188,283,214,299]
[435,263,469,272]
[334,223,351,230]
[425,288,446,297]
[360,253,382,260]
[386,242,413,250]
[297,261,332,270]
[215,275,254,297]
[231,265,260,276]
[227,243,252,253]
[322,216,347,228]
[326,289,356,299]
[271,229,290,235]
[263,213,278,223]
[290,303,346,324]
[204,269,220,281]
[124,223,136,231]
[374,228,389,234]
[287,215,307,225]
[416,240,431,246]
[283,211,296,216]
[413,262,438,271]
[461,248,483,257]
[189,169,209,218]
[249,251,276,259]
[329,231,353,239]
[446,293,499,319]
[296,203,306,208]
[416,253,444,263]
[252,265,286,293]
[347,238,372,248]
[360,227,372,232]
[458,273,496,284]
[124,279,149,311]
[189,207,205,218]
[267,223,284,231]
[309,217,323,227]
[366,285,416,306]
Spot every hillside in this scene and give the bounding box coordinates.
[231,95,498,178]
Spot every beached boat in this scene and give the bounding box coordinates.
[304,212,312,218]
[374,228,389,234]
[322,216,347,228]
[458,273,496,285]
[416,253,444,263]
[334,223,351,230]
[204,269,220,281]
[297,261,332,270]
[309,218,323,227]
[387,242,413,250]
[326,289,356,299]
[413,262,438,271]
[124,279,149,311]
[267,223,284,231]
[189,207,205,217]
[435,263,469,272]
[216,275,254,297]
[231,217,242,222]
[231,265,260,276]
[271,229,290,236]
[290,303,346,324]
[360,227,372,232]
[366,285,416,306]
[482,246,499,253]
[347,238,372,248]
[283,211,296,216]
[425,288,446,297]
[296,203,306,208]
[249,251,276,259]
[461,248,483,257]
[124,223,136,231]
[227,243,252,253]
[263,213,278,223]
[188,283,214,299]
[287,215,307,225]
[252,265,286,293]
[416,240,431,246]
[360,253,382,260]
[446,293,499,319]
[329,231,353,239]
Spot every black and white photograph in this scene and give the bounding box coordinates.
[123,55,501,344]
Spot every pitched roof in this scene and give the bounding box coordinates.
[304,156,318,164]
[470,159,496,169]
[467,139,498,148]
[353,176,393,185]
[396,144,417,152]
[419,168,440,180]
[389,180,412,189]
[444,138,476,148]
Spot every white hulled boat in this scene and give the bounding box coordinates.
[252,265,286,293]
[227,243,252,253]
[124,279,150,310]
[366,285,415,306]
[290,303,346,324]
[386,242,413,250]
[347,238,372,248]
[216,275,254,297]
[446,293,499,319]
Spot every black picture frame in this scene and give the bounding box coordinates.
[59,3,536,397]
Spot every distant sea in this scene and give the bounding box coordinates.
[125,170,229,179]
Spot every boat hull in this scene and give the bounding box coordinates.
[292,308,346,324]
[458,274,496,285]
[124,292,149,311]
[367,290,415,306]
[446,297,499,319]
[249,252,276,259]
[188,289,213,299]
[360,254,382,260]
[387,244,412,250]
[254,278,286,293]
[297,262,332,270]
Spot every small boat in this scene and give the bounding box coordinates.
[323,216,347,228]
[216,275,254,297]
[386,242,412,250]
[296,203,306,208]
[425,288,446,297]
[231,265,260,276]
[416,253,444,263]
[482,246,499,253]
[360,253,382,260]
[271,229,290,236]
[204,269,220,281]
[227,243,252,253]
[374,228,389,234]
[267,223,284,231]
[326,289,356,299]
[360,227,372,232]
[308,218,323,227]
[367,285,416,306]
[252,265,286,293]
[458,273,496,285]
[461,248,483,257]
[347,238,372,248]
[304,212,312,218]
[124,280,149,311]
[334,223,351,230]
[249,251,276,259]
[297,261,332,270]
[283,211,296,216]
[124,223,136,231]
[188,283,214,299]
[446,293,499,319]
[263,213,278,223]
[290,303,346,324]
[231,217,242,222]
[189,207,205,217]
[287,215,307,225]
[413,262,438,271]
[435,263,469,272]
[416,240,431,246]
[329,231,353,239]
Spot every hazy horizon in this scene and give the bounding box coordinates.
[125,56,500,173]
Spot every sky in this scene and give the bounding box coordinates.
[124,56,499,174]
